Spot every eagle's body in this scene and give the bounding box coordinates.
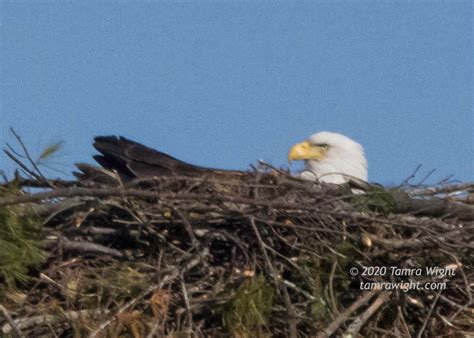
[77,132,368,187]
[76,136,244,184]
[93,136,218,179]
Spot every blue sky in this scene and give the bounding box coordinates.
[1,1,472,184]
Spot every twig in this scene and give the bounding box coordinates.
[43,237,124,258]
[258,160,291,176]
[9,128,49,184]
[173,208,197,247]
[408,183,474,196]
[343,291,391,337]
[181,277,193,334]
[416,290,441,338]
[399,164,422,186]
[281,285,298,338]
[248,216,278,280]
[4,149,43,181]
[15,176,77,188]
[416,168,436,186]
[281,279,316,301]
[316,290,381,338]
[328,260,339,315]
[0,305,23,336]
[397,306,411,337]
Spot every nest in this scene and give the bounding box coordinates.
[0,168,473,337]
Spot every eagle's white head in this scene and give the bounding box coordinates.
[288,131,368,184]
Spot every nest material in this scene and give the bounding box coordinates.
[0,171,473,337]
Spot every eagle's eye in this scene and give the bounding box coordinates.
[317,144,330,151]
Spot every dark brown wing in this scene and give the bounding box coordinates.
[76,136,243,182]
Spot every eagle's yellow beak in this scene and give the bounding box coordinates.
[288,141,325,162]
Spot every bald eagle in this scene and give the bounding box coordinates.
[288,131,368,185]
[76,132,368,188]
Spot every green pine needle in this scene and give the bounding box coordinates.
[38,141,63,161]
[0,185,46,287]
